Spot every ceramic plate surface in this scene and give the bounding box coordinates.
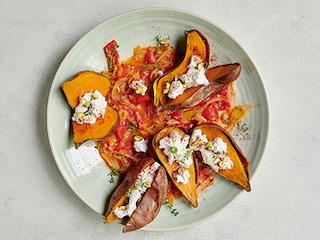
[47,8,269,231]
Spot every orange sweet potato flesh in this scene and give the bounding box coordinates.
[153,29,210,107]
[152,127,198,207]
[193,124,251,191]
[61,71,119,148]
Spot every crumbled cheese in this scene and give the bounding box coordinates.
[72,90,107,124]
[133,138,148,153]
[209,137,227,153]
[167,55,209,99]
[167,79,184,99]
[190,129,234,172]
[158,70,164,76]
[114,162,160,218]
[174,167,190,185]
[158,130,192,168]
[189,129,208,151]
[129,79,148,95]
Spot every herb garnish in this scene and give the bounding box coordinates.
[163,199,179,216]
[107,168,120,183]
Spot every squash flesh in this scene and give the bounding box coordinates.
[61,71,119,148]
[61,71,111,109]
[192,124,251,191]
[72,106,119,148]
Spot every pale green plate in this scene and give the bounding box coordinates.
[47,8,269,231]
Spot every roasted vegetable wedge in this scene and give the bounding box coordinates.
[153,29,210,108]
[153,127,198,207]
[62,71,111,109]
[191,124,250,191]
[61,71,119,148]
[174,63,242,109]
[104,158,168,232]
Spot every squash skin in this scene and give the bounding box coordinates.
[152,127,198,207]
[192,124,251,191]
[153,29,210,108]
[61,70,119,148]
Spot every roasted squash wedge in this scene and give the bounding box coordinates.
[61,71,119,148]
[152,127,198,207]
[192,124,251,191]
[62,71,111,109]
[153,29,210,108]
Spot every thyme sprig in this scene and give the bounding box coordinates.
[163,199,179,216]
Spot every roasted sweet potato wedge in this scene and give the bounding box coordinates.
[104,158,168,232]
[192,124,250,191]
[123,165,167,232]
[152,127,198,207]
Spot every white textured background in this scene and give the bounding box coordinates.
[1,1,320,239]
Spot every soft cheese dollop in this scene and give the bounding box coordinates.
[174,167,191,184]
[190,129,234,172]
[167,55,209,99]
[129,79,148,96]
[133,137,148,153]
[114,162,160,218]
[159,130,192,184]
[72,90,107,124]
[159,130,192,168]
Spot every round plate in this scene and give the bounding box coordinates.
[47,8,269,231]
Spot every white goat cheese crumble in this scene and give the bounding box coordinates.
[167,55,209,99]
[190,129,234,172]
[159,130,192,184]
[72,90,107,124]
[133,137,148,153]
[129,79,148,96]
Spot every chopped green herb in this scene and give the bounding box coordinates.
[206,141,213,149]
[163,199,179,216]
[135,86,145,95]
[238,123,249,132]
[134,135,143,141]
[107,168,120,183]
[191,138,202,147]
[156,36,167,45]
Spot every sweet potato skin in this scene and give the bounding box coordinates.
[123,165,168,232]
[104,158,154,223]
[105,158,168,232]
